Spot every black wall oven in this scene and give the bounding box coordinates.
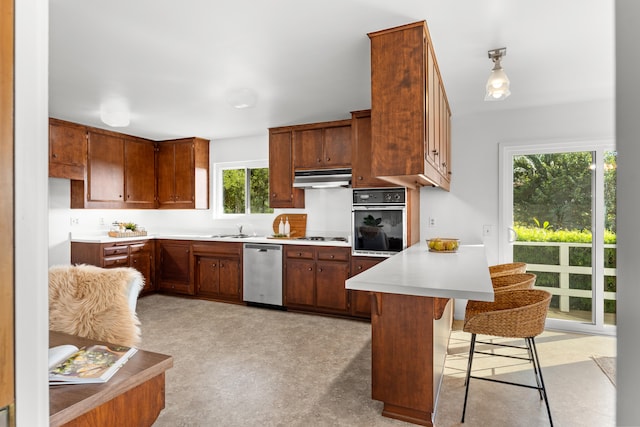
[352,188,406,257]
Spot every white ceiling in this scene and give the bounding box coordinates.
[49,0,615,141]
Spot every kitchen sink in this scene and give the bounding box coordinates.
[211,234,250,238]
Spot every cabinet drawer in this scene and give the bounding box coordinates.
[103,245,129,257]
[103,255,129,268]
[317,247,350,262]
[129,241,150,253]
[285,246,315,260]
[192,242,242,256]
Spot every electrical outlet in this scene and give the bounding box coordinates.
[428,217,437,227]
[483,225,493,237]
[99,217,105,226]
[70,217,80,226]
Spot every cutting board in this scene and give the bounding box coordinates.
[271,214,307,238]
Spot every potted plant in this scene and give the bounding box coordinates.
[360,214,383,238]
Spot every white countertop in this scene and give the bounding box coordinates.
[346,243,494,301]
[71,233,351,247]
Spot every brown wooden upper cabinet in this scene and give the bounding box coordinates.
[71,129,156,209]
[292,119,352,170]
[63,120,209,210]
[156,137,209,209]
[368,21,452,190]
[49,118,87,180]
[268,128,305,209]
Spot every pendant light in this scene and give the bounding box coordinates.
[485,47,510,101]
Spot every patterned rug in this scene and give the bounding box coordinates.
[592,355,616,386]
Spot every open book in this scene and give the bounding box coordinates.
[49,344,138,385]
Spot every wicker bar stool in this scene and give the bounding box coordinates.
[461,289,553,426]
[491,272,536,293]
[488,262,527,278]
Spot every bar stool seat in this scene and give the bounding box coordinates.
[491,272,536,293]
[488,262,527,278]
[462,289,553,426]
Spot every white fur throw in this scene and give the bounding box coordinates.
[49,264,142,347]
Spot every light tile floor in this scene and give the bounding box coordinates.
[435,327,616,426]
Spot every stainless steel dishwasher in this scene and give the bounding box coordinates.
[243,243,283,307]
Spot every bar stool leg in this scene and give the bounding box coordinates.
[461,333,477,423]
[529,337,554,427]
[526,338,544,400]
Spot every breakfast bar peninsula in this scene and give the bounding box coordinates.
[346,243,494,426]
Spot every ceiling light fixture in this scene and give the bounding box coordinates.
[100,100,130,127]
[226,88,257,109]
[485,47,510,101]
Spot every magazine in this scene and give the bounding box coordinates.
[48,344,138,385]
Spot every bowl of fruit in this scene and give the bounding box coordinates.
[427,238,460,253]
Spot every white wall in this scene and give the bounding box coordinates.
[15,0,50,424]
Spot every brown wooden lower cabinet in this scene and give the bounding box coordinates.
[284,245,351,315]
[130,241,155,295]
[156,240,192,295]
[71,239,155,295]
[72,238,376,321]
[349,256,384,319]
[192,242,243,303]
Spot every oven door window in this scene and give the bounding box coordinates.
[353,209,404,253]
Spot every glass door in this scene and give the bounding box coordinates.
[499,141,616,334]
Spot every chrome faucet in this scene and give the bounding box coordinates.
[236,224,243,235]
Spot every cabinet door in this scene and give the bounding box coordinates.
[196,256,220,297]
[269,130,304,208]
[173,140,195,205]
[350,257,383,318]
[285,259,315,308]
[369,23,425,179]
[156,143,175,206]
[351,111,394,188]
[439,86,451,184]
[49,119,86,180]
[322,125,351,167]
[426,43,439,170]
[316,261,349,313]
[156,138,209,209]
[87,132,125,203]
[218,257,241,300]
[124,139,156,207]
[293,128,323,169]
[130,250,153,294]
[157,241,192,294]
[130,241,154,293]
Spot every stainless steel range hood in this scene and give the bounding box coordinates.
[293,168,352,189]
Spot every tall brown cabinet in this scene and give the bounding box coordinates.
[268,128,304,208]
[368,21,452,190]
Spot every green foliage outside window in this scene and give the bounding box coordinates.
[512,151,617,316]
[222,167,273,215]
[223,169,246,214]
[249,168,271,213]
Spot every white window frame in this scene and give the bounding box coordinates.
[499,138,616,335]
[213,159,272,218]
